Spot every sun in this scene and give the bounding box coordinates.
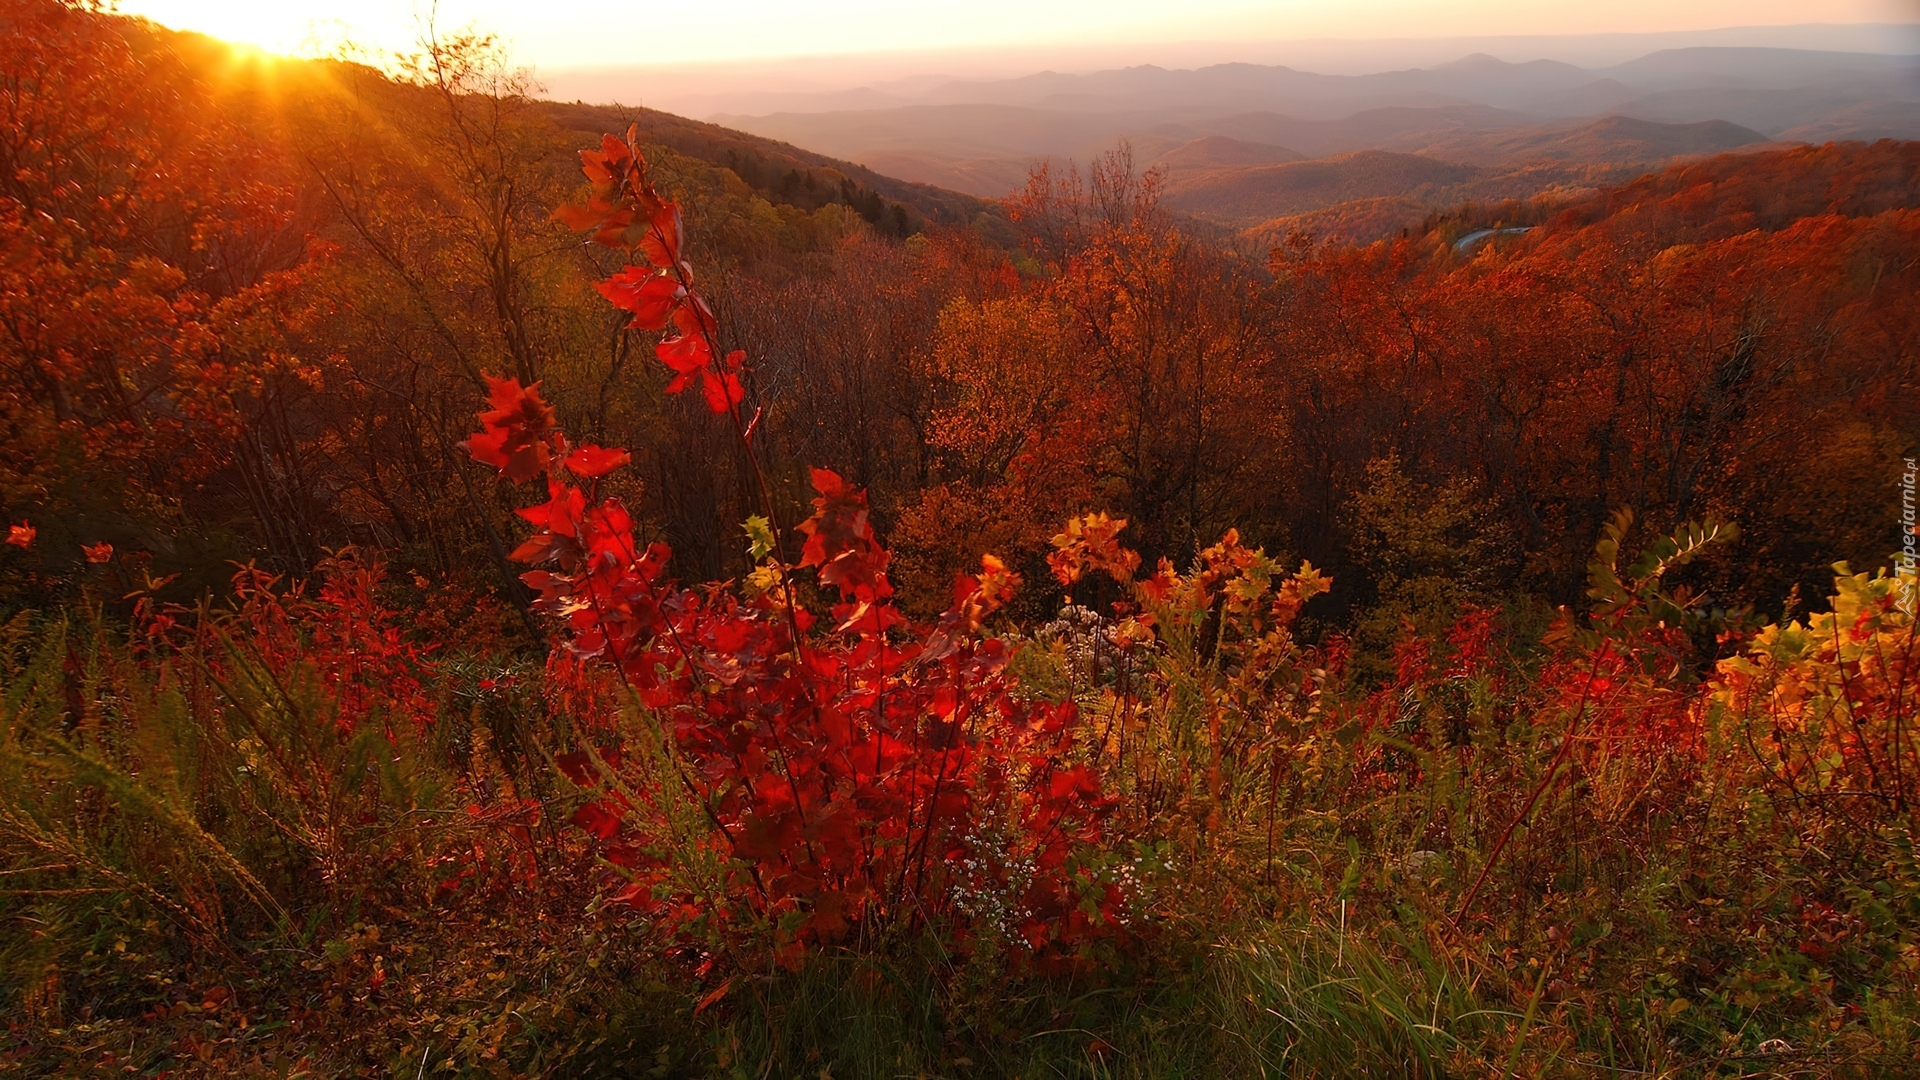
[114,0,422,59]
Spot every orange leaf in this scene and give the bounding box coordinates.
[694,977,736,1014]
[553,202,603,232]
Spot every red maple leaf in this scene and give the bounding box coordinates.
[797,469,891,600]
[656,334,711,385]
[698,369,744,414]
[596,267,682,331]
[461,376,557,483]
[565,444,630,478]
[579,133,632,187]
[641,202,682,267]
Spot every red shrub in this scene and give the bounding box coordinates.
[461,129,1119,965]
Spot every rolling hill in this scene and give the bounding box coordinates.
[1159,150,1479,224]
[539,101,1006,235]
[1153,135,1307,171]
[1149,113,1778,234]
[1413,115,1773,166]
[1776,100,1920,143]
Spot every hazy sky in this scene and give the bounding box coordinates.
[118,0,1916,70]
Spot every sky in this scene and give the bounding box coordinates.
[117,0,1918,71]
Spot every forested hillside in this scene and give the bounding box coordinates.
[2,2,1917,1075]
[0,4,1009,610]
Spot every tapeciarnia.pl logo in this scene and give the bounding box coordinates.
[1900,457,1916,616]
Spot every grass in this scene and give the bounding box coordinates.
[1,566,1916,1077]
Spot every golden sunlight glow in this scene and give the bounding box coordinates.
[115,1,415,57]
[118,0,1909,70]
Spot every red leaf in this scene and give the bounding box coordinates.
[1048,766,1100,801]
[650,203,682,258]
[5,522,32,548]
[462,376,557,483]
[699,369,743,414]
[672,295,717,337]
[580,133,631,186]
[592,208,637,248]
[509,535,556,564]
[655,333,711,375]
[565,444,631,478]
[595,268,682,331]
[810,467,849,500]
[515,480,587,537]
[797,470,891,600]
[641,203,683,267]
[81,541,112,563]
[571,800,622,841]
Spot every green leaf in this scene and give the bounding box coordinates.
[742,515,775,562]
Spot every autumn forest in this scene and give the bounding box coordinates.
[2,1,1917,1075]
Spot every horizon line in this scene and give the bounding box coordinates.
[531,21,1920,76]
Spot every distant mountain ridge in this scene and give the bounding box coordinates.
[710,46,1918,205]
[686,45,1915,251]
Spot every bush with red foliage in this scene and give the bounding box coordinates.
[460,129,1118,966]
[220,552,440,738]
